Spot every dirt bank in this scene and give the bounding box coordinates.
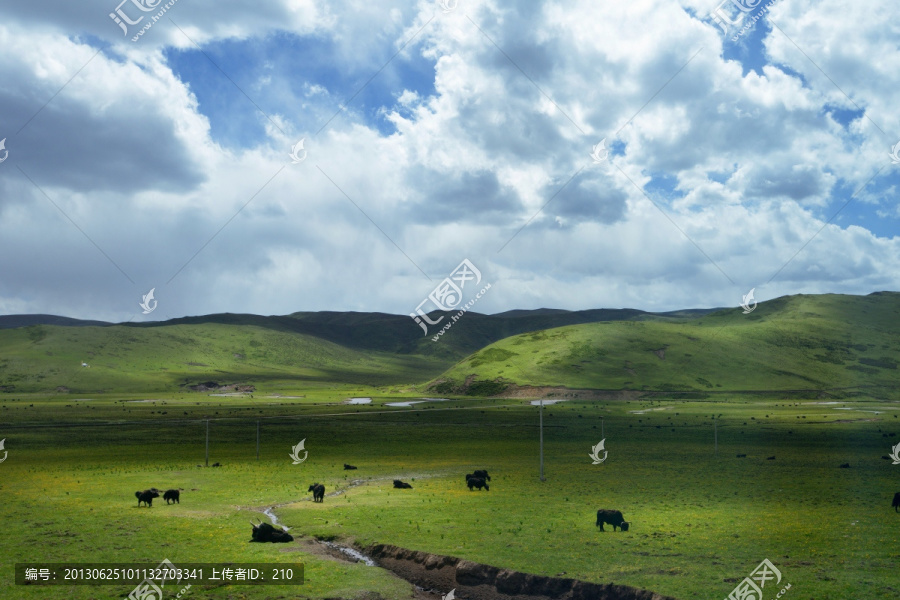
[361,543,678,600]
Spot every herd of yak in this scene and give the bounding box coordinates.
[134,488,180,507]
[134,466,900,544]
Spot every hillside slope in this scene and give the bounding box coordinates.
[3,293,898,395]
[0,323,445,393]
[432,292,900,395]
[0,306,721,361]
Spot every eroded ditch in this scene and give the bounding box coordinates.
[357,543,678,600]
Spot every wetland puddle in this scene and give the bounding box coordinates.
[386,398,449,407]
[629,406,673,414]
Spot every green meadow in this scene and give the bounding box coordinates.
[1,293,900,599]
[1,393,899,600]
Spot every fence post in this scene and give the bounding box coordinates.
[539,399,545,481]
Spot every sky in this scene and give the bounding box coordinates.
[0,0,898,324]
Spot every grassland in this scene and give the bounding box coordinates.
[436,293,900,394]
[2,292,900,599]
[0,322,447,394]
[1,392,899,600]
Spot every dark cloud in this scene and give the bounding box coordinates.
[745,163,829,201]
[548,173,628,223]
[402,169,522,224]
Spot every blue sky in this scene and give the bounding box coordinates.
[0,0,898,322]
[164,31,440,146]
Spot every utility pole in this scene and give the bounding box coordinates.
[539,399,545,481]
[205,418,209,467]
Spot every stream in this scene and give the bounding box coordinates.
[321,542,376,566]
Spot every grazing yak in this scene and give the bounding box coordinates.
[472,469,491,481]
[839,463,850,469]
[393,479,413,489]
[596,509,629,532]
[135,489,160,507]
[766,456,776,460]
[466,477,489,491]
[344,464,358,470]
[163,489,181,504]
[250,520,293,543]
[893,492,900,513]
[308,483,325,502]
[211,462,222,467]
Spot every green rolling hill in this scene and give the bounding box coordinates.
[0,305,720,359]
[0,292,898,396]
[0,306,717,393]
[430,292,900,396]
[0,322,447,393]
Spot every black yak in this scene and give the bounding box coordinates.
[839,463,850,469]
[393,479,413,489]
[163,489,181,504]
[736,454,747,458]
[211,462,221,467]
[250,520,293,543]
[135,489,160,507]
[344,464,357,470]
[766,456,775,460]
[596,509,629,531]
[308,483,325,502]
[893,492,900,513]
[466,477,489,491]
[473,469,491,481]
